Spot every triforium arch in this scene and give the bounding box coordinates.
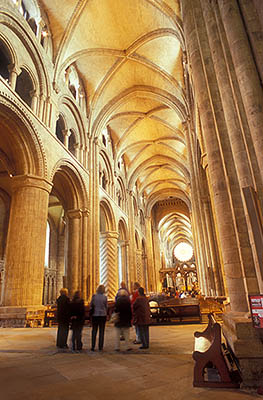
[99,199,118,299]
[49,160,89,299]
[0,9,52,118]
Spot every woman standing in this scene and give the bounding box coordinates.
[133,287,151,349]
[70,290,85,352]
[114,289,132,352]
[90,284,107,351]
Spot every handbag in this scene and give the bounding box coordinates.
[109,312,119,324]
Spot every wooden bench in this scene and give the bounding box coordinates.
[150,303,201,325]
[192,313,241,388]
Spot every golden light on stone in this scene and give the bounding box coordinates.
[174,242,193,262]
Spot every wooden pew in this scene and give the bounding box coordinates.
[192,313,241,388]
[150,303,201,325]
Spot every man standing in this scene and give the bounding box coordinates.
[56,288,70,349]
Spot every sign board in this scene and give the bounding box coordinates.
[249,294,263,328]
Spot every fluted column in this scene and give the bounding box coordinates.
[99,231,118,300]
[67,209,81,297]
[3,175,52,306]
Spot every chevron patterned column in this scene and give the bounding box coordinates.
[100,231,118,300]
[136,250,143,286]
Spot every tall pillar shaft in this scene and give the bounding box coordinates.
[3,175,52,306]
[56,233,65,298]
[136,250,143,285]
[67,209,81,297]
[218,0,263,182]
[81,209,89,301]
[182,0,248,311]
[100,231,118,300]
[203,200,223,295]
[201,0,259,295]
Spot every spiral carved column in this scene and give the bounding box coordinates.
[99,231,118,300]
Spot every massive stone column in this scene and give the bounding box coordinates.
[3,175,52,307]
[99,231,118,300]
[67,209,81,297]
[88,138,100,297]
[144,217,153,291]
[56,232,65,297]
[119,240,129,285]
[182,0,248,312]
[81,208,89,301]
[183,120,210,295]
[127,191,136,284]
[200,0,259,296]
[218,0,263,182]
[182,0,263,385]
[203,199,223,295]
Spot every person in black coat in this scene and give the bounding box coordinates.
[114,289,132,351]
[56,288,70,349]
[70,290,85,352]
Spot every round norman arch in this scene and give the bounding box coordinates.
[0,100,47,177]
[50,159,88,210]
[99,199,116,232]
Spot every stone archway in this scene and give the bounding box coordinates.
[49,162,88,299]
[0,104,49,313]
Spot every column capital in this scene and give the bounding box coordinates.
[81,208,90,217]
[8,63,21,76]
[100,231,119,240]
[67,209,82,219]
[11,175,53,194]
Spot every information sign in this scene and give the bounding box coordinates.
[249,294,263,328]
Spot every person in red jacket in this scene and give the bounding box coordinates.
[133,287,151,349]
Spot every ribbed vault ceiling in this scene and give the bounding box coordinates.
[40,0,192,248]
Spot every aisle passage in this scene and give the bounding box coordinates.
[0,325,258,400]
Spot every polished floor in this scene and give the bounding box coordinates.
[0,323,260,400]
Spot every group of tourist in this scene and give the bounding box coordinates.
[56,281,151,353]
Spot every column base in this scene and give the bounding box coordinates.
[222,311,263,388]
[0,306,45,327]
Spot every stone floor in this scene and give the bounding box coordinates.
[0,323,261,400]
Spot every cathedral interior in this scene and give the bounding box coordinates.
[0,0,263,388]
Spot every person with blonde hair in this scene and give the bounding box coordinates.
[90,284,108,351]
[56,288,70,349]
